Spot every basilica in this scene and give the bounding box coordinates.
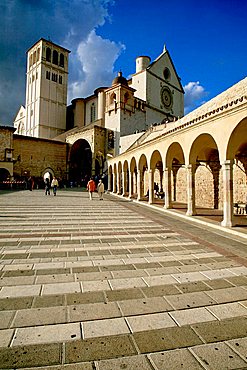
[0,38,246,227]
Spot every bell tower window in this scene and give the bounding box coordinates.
[59,53,64,67]
[52,50,58,65]
[46,47,51,62]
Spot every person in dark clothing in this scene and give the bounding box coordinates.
[45,178,50,195]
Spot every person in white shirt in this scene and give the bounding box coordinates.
[97,179,105,200]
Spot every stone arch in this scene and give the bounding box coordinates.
[69,139,92,184]
[166,142,185,203]
[138,154,148,199]
[226,118,247,204]
[189,134,221,209]
[123,160,129,194]
[0,168,10,182]
[150,150,163,193]
[129,157,137,197]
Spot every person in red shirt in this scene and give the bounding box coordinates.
[87,178,96,200]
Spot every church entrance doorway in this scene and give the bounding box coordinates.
[69,139,92,186]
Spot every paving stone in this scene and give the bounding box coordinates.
[68,302,121,322]
[36,268,71,275]
[203,278,234,290]
[2,263,33,271]
[82,280,111,292]
[0,284,41,298]
[66,291,105,306]
[145,266,180,276]
[127,312,177,332]
[64,335,137,363]
[83,317,130,338]
[0,275,36,286]
[143,275,178,286]
[0,310,15,329]
[118,297,173,316]
[42,282,81,295]
[226,275,247,286]
[33,294,65,308]
[170,307,217,326]
[105,287,145,301]
[190,342,247,369]
[0,296,33,310]
[191,317,247,343]
[2,269,35,277]
[172,271,208,284]
[166,291,217,310]
[141,284,181,297]
[0,328,14,347]
[109,277,147,290]
[12,322,81,346]
[133,326,202,353]
[21,363,95,370]
[36,274,75,284]
[99,264,135,271]
[206,302,247,320]
[227,337,247,359]
[12,306,67,328]
[148,348,204,369]
[205,286,247,304]
[75,271,112,281]
[96,354,153,370]
[72,266,100,273]
[0,343,62,368]
[176,280,210,294]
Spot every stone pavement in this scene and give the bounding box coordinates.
[0,189,247,369]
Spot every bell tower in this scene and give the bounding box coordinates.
[25,38,70,139]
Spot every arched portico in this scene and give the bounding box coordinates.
[222,118,247,227]
[188,134,221,216]
[165,142,185,209]
[129,157,137,199]
[149,150,163,204]
[137,154,148,201]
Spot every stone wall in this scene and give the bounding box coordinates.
[13,135,67,182]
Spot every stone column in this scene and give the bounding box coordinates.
[221,160,234,227]
[122,170,127,196]
[112,172,117,193]
[164,167,172,209]
[148,169,154,204]
[117,171,121,194]
[186,164,196,216]
[137,169,142,201]
[107,172,111,192]
[128,170,133,199]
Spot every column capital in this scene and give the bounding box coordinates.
[220,159,233,167]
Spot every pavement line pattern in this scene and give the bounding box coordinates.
[0,190,247,369]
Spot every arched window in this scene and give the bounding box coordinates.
[90,103,96,122]
[110,93,116,105]
[52,50,58,65]
[46,48,51,62]
[124,92,129,104]
[46,71,50,80]
[33,51,36,64]
[29,54,33,68]
[37,48,40,62]
[59,53,64,67]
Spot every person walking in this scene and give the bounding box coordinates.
[97,179,105,200]
[44,178,50,195]
[51,177,59,196]
[87,177,96,200]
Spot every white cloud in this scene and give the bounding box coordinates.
[184,81,208,114]
[68,30,125,101]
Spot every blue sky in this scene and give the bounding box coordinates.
[0,0,246,124]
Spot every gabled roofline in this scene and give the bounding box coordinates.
[147,48,184,93]
[26,38,71,54]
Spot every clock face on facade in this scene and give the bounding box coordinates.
[161,86,173,109]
